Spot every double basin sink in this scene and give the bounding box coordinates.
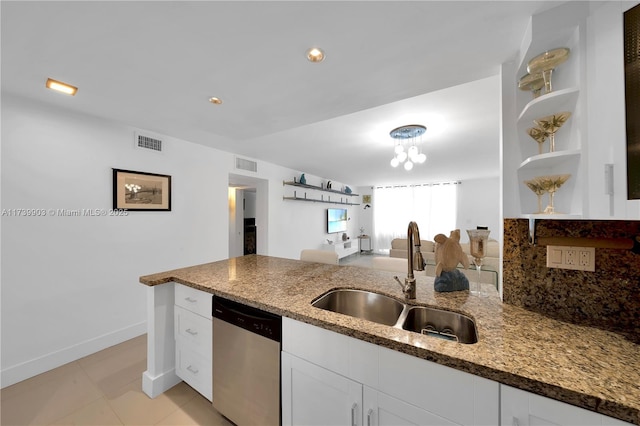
[311,289,478,344]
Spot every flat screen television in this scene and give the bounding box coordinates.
[327,208,348,234]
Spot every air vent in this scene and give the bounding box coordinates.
[235,157,258,173]
[134,132,163,153]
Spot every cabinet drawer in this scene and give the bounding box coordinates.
[175,283,212,317]
[176,345,212,401]
[174,305,212,357]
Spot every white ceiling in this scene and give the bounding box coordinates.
[1,1,563,187]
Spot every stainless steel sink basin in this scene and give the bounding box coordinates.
[311,289,405,326]
[400,306,478,344]
[311,289,478,344]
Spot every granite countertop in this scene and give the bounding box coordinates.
[140,255,640,425]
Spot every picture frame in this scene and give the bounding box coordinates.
[113,168,171,211]
[362,195,371,203]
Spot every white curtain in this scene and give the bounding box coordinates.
[372,182,459,254]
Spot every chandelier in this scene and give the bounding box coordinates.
[389,124,427,170]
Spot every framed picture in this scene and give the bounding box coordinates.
[113,168,171,211]
[362,195,371,203]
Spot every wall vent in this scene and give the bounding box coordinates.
[235,157,258,173]
[134,131,163,153]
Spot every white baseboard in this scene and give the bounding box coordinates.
[142,369,182,398]
[1,321,147,388]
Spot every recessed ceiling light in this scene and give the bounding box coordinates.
[306,47,325,63]
[45,78,77,96]
[209,97,222,105]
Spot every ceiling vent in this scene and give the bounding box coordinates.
[235,156,258,173]
[134,131,163,153]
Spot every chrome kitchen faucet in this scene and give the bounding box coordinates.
[394,221,426,299]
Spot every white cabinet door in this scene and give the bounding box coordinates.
[282,353,362,426]
[377,346,499,426]
[364,386,459,426]
[501,385,634,426]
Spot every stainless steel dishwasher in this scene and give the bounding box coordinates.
[212,296,281,426]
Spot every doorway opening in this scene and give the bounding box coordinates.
[228,174,268,258]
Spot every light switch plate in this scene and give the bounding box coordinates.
[546,246,595,272]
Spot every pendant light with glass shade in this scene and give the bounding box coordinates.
[389,125,427,170]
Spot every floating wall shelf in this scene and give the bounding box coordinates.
[283,180,359,197]
[282,181,360,205]
[282,196,360,206]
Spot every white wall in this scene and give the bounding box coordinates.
[1,94,363,386]
[457,177,501,242]
[258,164,359,260]
[356,186,374,236]
[1,95,230,386]
[244,191,256,218]
[586,1,640,219]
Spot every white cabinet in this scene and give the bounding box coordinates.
[322,240,359,259]
[174,284,212,401]
[281,352,458,426]
[500,384,634,426]
[282,353,362,426]
[282,317,499,426]
[364,387,458,426]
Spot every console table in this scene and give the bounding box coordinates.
[321,240,358,259]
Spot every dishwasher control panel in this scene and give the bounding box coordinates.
[212,296,282,342]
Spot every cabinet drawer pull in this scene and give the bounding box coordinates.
[351,403,357,426]
[185,297,197,303]
[186,365,199,374]
[185,328,198,336]
[367,409,373,426]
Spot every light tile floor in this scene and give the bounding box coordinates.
[0,335,233,426]
[0,253,378,425]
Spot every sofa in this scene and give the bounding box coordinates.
[387,237,500,285]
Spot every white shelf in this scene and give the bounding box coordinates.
[283,181,358,197]
[282,196,359,206]
[519,213,582,219]
[518,149,581,171]
[283,180,360,205]
[517,87,579,125]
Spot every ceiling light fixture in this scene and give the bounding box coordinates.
[306,47,325,63]
[389,124,427,171]
[209,97,222,105]
[45,78,77,96]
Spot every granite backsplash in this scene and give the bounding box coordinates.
[503,218,640,343]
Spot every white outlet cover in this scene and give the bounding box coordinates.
[546,246,595,272]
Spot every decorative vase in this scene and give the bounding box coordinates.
[466,229,491,297]
[299,174,306,184]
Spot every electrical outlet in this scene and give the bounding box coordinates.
[579,248,595,270]
[546,245,595,272]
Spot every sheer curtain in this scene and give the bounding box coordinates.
[372,182,459,254]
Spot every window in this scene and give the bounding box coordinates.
[373,182,459,253]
